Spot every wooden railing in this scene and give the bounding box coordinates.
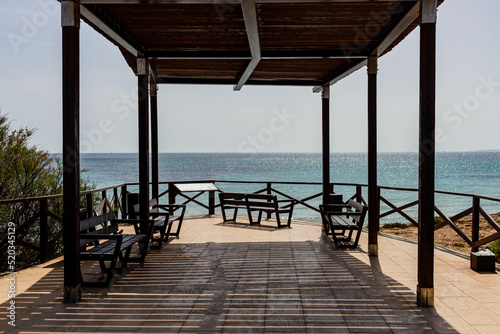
[378,186,500,252]
[1,180,499,270]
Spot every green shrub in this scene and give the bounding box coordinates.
[434,216,444,224]
[491,239,500,262]
[381,222,410,229]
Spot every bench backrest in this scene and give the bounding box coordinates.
[80,211,118,247]
[320,199,367,226]
[245,194,278,209]
[219,192,246,205]
[133,198,160,217]
[345,199,367,225]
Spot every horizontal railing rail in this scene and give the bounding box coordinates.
[1,179,499,271]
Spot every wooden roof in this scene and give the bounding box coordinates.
[80,0,442,90]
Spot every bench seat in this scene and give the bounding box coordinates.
[80,212,153,287]
[320,199,367,248]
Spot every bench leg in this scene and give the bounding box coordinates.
[151,224,167,249]
[174,217,184,238]
[119,247,132,272]
[276,213,282,228]
[221,206,228,222]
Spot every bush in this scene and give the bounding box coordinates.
[381,222,410,229]
[491,239,500,262]
[0,113,94,271]
[434,216,444,224]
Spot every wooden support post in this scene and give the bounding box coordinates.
[102,190,107,214]
[267,182,272,218]
[322,85,331,205]
[113,187,119,216]
[138,58,150,233]
[86,193,93,218]
[208,191,215,215]
[417,0,437,308]
[39,199,49,263]
[168,182,176,215]
[356,185,363,203]
[121,185,128,218]
[61,0,81,303]
[472,197,480,252]
[367,56,379,256]
[150,82,159,201]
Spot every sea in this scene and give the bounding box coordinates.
[78,152,500,224]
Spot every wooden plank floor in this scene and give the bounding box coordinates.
[1,215,499,333]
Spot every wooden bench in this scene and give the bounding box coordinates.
[320,199,367,248]
[245,194,294,228]
[80,212,154,287]
[133,198,186,248]
[219,192,248,222]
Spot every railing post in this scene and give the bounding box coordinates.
[168,182,176,215]
[472,196,480,252]
[86,193,93,218]
[376,187,381,232]
[267,182,272,219]
[39,199,49,263]
[208,191,215,215]
[121,185,128,219]
[113,187,119,216]
[356,185,362,202]
[102,190,107,214]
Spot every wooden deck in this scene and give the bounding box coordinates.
[1,215,499,333]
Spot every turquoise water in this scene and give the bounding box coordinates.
[78,152,500,223]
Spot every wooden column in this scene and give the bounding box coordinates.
[150,82,159,201]
[417,0,437,308]
[61,0,81,303]
[137,58,150,233]
[322,85,331,205]
[367,56,379,256]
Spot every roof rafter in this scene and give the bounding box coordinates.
[234,0,261,91]
[81,4,146,57]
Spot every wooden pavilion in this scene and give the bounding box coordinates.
[60,0,441,306]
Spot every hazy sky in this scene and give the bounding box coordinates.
[1,0,500,153]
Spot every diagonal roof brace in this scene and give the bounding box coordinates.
[313,0,420,93]
[234,0,261,91]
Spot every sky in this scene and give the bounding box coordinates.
[1,0,500,153]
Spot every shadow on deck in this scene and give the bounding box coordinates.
[1,215,498,333]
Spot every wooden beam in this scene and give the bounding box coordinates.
[367,56,378,256]
[62,0,82,303]
[313,1,419,93]
[137,58,150,233]
[321,85,330,205]
[156,77,322,86]
[150,83,159,201]
[371,1,420,56]
[234,0,260,91]
[146,50,368,60]
[82,0,415,4]
[417,0,437,308]
[80,4,145,57]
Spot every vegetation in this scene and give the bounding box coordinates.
[381,222,410,229]
[491,239,500,263]
[434,216,444,224]
[0,113,94,272]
